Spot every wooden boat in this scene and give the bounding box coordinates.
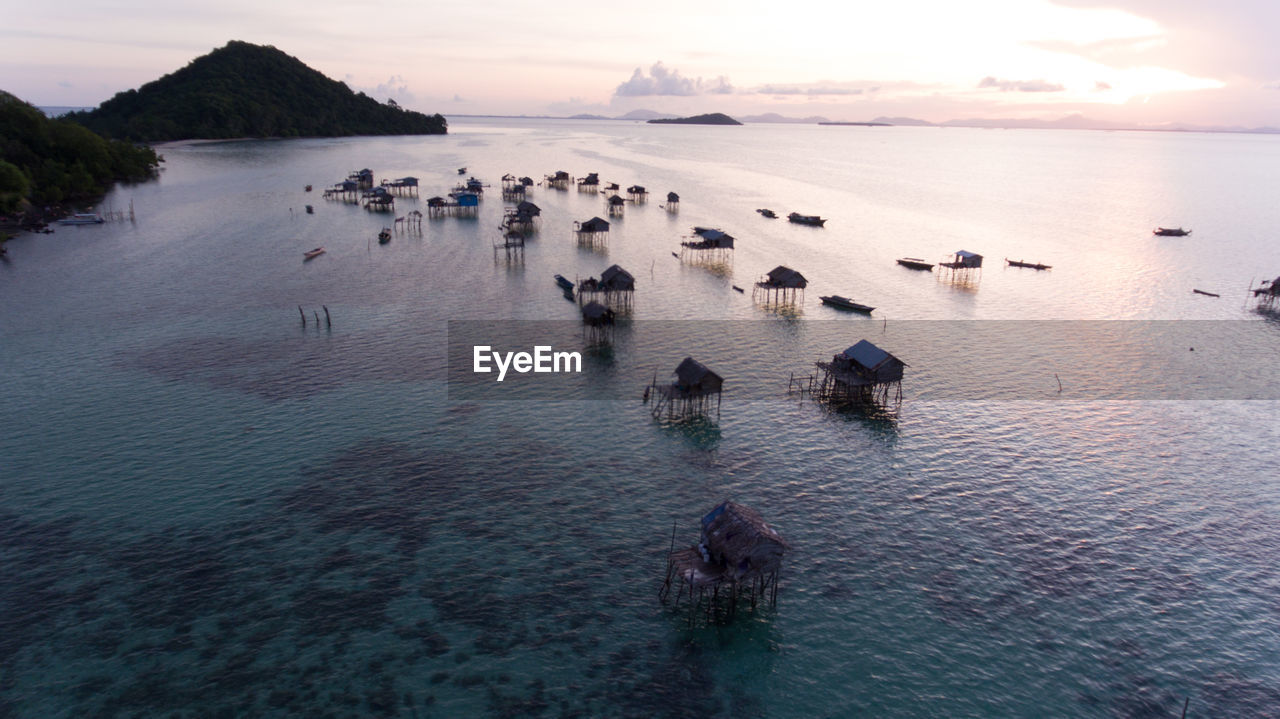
[58,213,104,225]
[303,247,325,260]
[756,208,777,218]
[1192,289,1220,297]
[1006,258,1051,270]
[819,295,874,313]
[1154,227,1190,236]
[788,212,826,226]
[896,257,934,271]
[554,274,575,291]
[304,184,312,192]
[378,228,392,244]
[732,285,745,293]
[457,167,467,175]
[305,205,314,214]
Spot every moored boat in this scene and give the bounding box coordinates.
[1006,258,1051,270]
[819,295,874,313]
[554,274,575,291]
[788,212,826,226]
[58,213,105,225]
[304,247,325,260]
[378,228,392,244]
[305,205,314,214]
[1153,227,1191,236]
[756,208,777,218]
[896,257,934,271]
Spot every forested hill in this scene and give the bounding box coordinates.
[67,41,447,142]
[0,91,159,214]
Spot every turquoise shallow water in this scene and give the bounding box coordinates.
[2,119,1279,717]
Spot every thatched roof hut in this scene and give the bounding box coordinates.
[673,357,722,396]
[762,266,807,288]
[599,265,635,292]
[516,200,541,217]
[578,216,610,233]
[581,301,615,325]
[700,501,786,580]
[834,340,905,384]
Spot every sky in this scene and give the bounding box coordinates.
[3,0,1280,127]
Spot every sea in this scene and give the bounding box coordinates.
[2,118,1279,718]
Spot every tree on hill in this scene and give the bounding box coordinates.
[66,41,447,142]
[0,91,159,214]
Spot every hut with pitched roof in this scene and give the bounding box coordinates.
[665,191,679,212]
[647,357,722,418]
[627,184,648,203]
[574,216,610,247]
[753,265,807,305]
[362,186,395,212]
[939,250,983,283]
[546,170,572,190]
[577,172,600,193]
[607,194,626,217]
[680,226,734,262]
[578,264,635,310]
[811,339,906,406]
[580,300,615,345]
[660,501,787,621]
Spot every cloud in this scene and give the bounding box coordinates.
[1094,80,1112,91]
[756,85,864,96]
[978,76,1066,92]
[614,62,733,96]
[372,75,415,103]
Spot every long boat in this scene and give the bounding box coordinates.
[58,213,105,225]
[896,257,934,270]
[1153,227,1191,236]
[819,295,874,313]
[788,212,827,226]
[304,247,325,260]
[554,274,575,291]
[1005,258,1051,270]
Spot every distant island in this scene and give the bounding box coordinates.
[648,113,742,126]
[66,41,447,142]
[1,91,159,234]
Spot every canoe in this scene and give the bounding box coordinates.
[1005,258,1051,270]
[554,274,575,291]
[788,212,826,226]
[896,257,934,271]
[819,295,874,313]
[304,247,325,260]
[1153,227,1191,236]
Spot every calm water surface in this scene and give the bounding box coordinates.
[2,119,1279,717]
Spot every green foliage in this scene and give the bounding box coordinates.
[0,91,159,210]
[67,40,447,142]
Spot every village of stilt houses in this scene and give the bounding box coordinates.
[302,162,1279,627]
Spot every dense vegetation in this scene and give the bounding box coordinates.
[648,113,742,126]
[0,91,159,215]
[67,41,447,142]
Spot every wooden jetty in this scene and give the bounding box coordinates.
[380,177,419,197]
[660,501,786,622]
[574,216,610,247]
[801,339,906,407]
[577,264,634,310]
[323,180,359,202]
[647,357,722,419]
[753,265,807,305]
[427,191,479,218]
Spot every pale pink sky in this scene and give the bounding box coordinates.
[4,0,1280,126]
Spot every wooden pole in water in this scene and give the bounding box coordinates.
[1181,697,1189,719]
[299,305,306,327]
[314,310,319,325]
[323,305,331,328]
[1055,373,1062,393]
